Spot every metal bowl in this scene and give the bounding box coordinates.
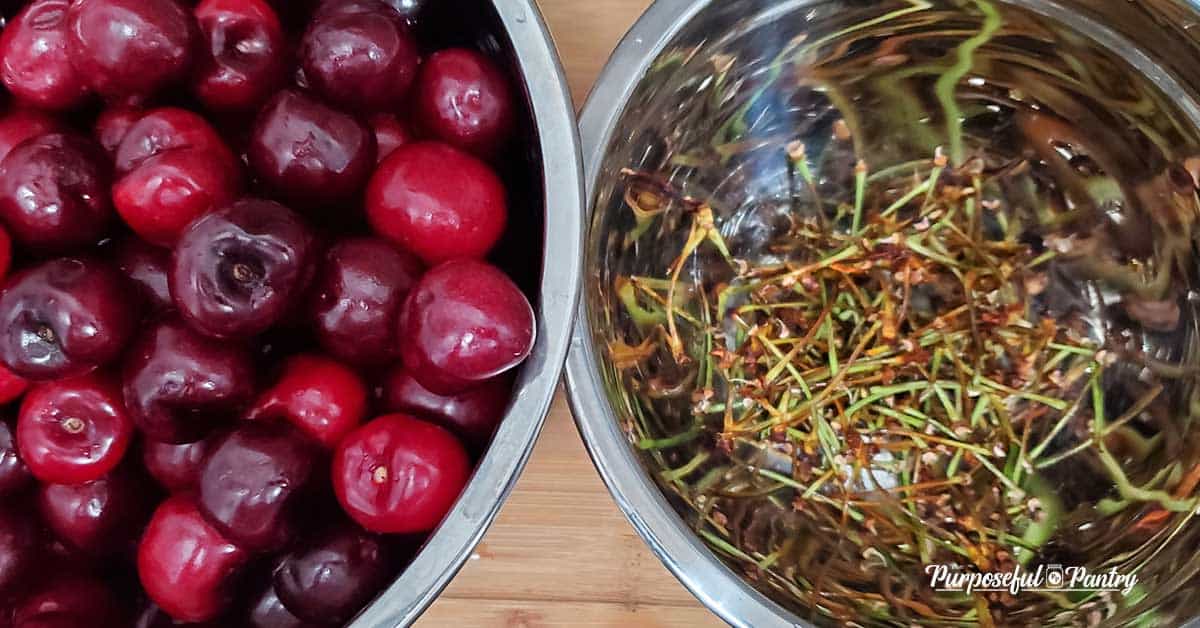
[349,1,582,626]
[567,0,1200,626]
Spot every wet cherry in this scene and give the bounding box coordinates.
[192,0,286,111]
[114,107,234,176]
[0,133,112,251]
[37,466,151,555]
[411,48,515,159]
[114,147,241,247]
[247,354,368,448]
[16,373,133,485]
[273,524,393,624]
[0,0,90,110]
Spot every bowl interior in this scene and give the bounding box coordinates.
[579,0,1200,625]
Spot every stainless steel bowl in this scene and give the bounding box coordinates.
[568,0,1200,626]
[350,1,583,626]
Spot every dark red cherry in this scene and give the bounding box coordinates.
[0,109,61,162]
[332,414,469,533]
[0,0,89,110]
[12,575,122,628]
[0,365,28,405]
[0,258,136,380]
[138,495,249,623]
[37,466,150,555]
[247,584,317,628]
[0,225,10,282]
[273,524,393,624]
[398,259,534,394]
[114,148,241,247]
[0,509,36,595]
[299,0,418,112]
[122,318,255,443]
[142,437,210,493]
[0,419,30,498]
[378,366,510,452]
[93,107,142,156]
[248,90,375,206]
[0,133,112,251]
[366,141,506,265]
[66,0,197,103]
[247,354,368,448]
[171,198,317,339]
[193,0,285,111]
[113,236,172,312]
[412,48,515,159]
[16,373,133,485]
[371,113,410,164]
[198,422,318,551]
[309,237,423,366]
[114,107,234,176]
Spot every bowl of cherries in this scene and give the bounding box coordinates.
[0,0,582,625]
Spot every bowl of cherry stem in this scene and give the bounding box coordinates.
[0,0,582,625]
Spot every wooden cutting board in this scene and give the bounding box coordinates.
[417,2,726,626]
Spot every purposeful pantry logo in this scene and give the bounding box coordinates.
[925,563,1138,596]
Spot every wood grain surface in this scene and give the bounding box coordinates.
[417,1,726,626]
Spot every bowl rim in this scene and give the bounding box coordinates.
[349,1,584,626]
[564,0,808,626]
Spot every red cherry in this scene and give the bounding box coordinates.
[66,0,197,103]
[0,418,31,498]
[366,141,507,265]
[16,373,133,484]
[0,365,28,405]
[143,437,210,493]
[13,575,123,627]
[378,365,509,452]
[37,466,150,556]
[192,0,286,112]
[412,48,515,159]
[332,414,469,534]
[299,0,419,112]
[398,259,534,394]
[0,0,90,110]
[138,495,249,623]
[0,109,61,162]
[93,107,143,156]
[247,354,368,448]
[114,148,240,247]
[113,236,172,312]
[371,113,410,164]
[114,107,235,176]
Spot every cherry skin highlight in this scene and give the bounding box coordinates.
[0,0,89,110]
[332,414,469,534]
[412,48,515,159]
[192,0,286,111]
[16,373,134,485]
[248,354,368,448]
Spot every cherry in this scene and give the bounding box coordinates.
[16,373,133,485]
[0,0,89,110]
[0,366,28,406]
[378,366,510,452]
[171,198,317,339]
[66,0,197,103]
[0,133,112,251]
[412,48,515,159]
[0,419,30,498]
[273,524,393,624]
[300,0,418,112]
[138,495,249,623]
[122,318,256,443]
[309,237,423,366]
[135,604,227,628]
[114,148,241,247]
[371,113,410,163]
[0,258,137,381]
[113,236,173,312]
[198,422,318,551]
[114,107,234,176]
[332,414,469,534]
[248,354,368,448]
[398,259,534,394]
[193,0,286,112]
[0,509,37,595]
[247,586,316,628]
[0,109,61,162]
[37,466,150,556]
[143,437,210,493]
[12,575,122,628]
[93,107,142,156]
[248,90,376,205]
[366,141,507,264]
